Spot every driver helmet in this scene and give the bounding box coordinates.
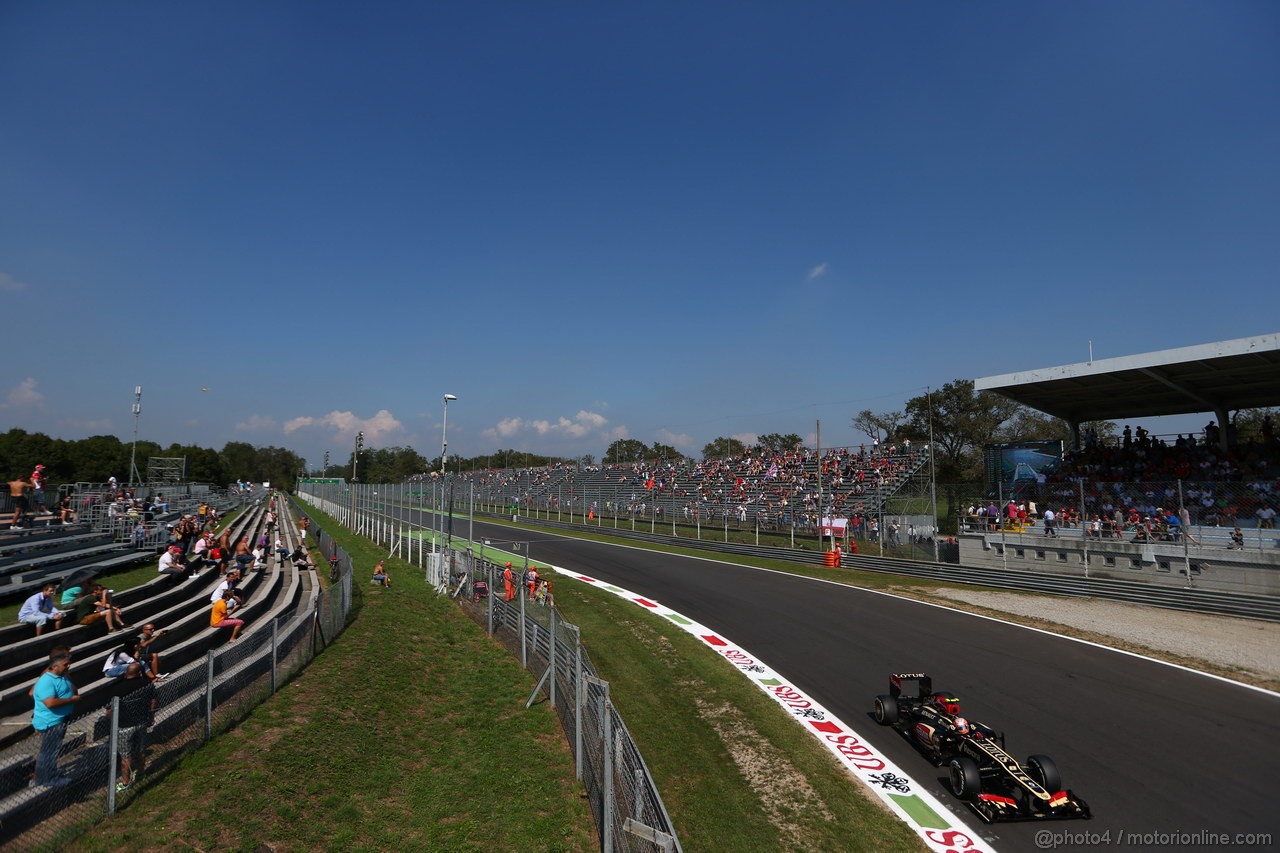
[953,717,970,735]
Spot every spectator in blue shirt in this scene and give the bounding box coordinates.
[18,584,65,636]
[32,650,79,785]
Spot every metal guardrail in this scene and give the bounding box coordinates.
[465,511,1280,623]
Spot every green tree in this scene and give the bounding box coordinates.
[852,410,906,445]
[754,433,804,454]
[651,443,685,461]
[604,439,650,464]
[903,380,1020,483]
[701,437,746,460]
[1001,411,1117,447]
[1232,407,1279,444]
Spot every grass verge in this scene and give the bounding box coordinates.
[70,503,596,853]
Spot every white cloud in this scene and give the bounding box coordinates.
[656,428,695,450]
[0,273,28,293]
[807,263,828,281]
[283,409,404,445]
[5,377,44,408]
[482,410,617,442]
[235,415,278,432]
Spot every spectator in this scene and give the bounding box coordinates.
[290,546,315,570]
[58,494,75,523]
[192,532,210,565]
[372,560,390,587]
[234,537,253,572]
[132,520,148,547]
[18,584,66,636]
[30,464,47,512]
[108,685,153,791]
[58,580,84,610]
[211,588,245,641]
[134,623,168,677]
[32,649,78,786]
[274,536,290,565]
[1227,527,1245,549]
[75,584,128,632]
[210,569,242,605]
[8,474,34,527]
[157,544,187,582]
[102,636,162,683]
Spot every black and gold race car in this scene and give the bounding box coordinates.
[872,673,1091,823]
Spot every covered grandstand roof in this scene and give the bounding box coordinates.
[974,333,1280,423]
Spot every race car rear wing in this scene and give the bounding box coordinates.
[889,672,933,699]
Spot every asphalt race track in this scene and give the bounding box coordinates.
[440,513,1280,852]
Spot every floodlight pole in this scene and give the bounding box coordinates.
[928,386,939,563]
[442,394,457,553]
[129,386,143,486]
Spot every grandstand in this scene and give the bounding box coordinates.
[436,444,935,540]
[0,487,338,848]
[964,334,1280,594]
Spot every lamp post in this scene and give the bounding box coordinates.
[129,386,142,486]
[441,394,457,553]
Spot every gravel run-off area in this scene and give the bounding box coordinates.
[920,588,1280,691]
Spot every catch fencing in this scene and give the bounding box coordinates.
[298,483,683,853]
[2,509,353,852]
[958,478,1279,550]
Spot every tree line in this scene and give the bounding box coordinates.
[0,429,305,490]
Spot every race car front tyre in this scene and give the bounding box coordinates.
[948,756,982,801]
[874,695,898,725]
[1026,754,1062,794]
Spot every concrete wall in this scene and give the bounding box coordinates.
[957,532,1280,596]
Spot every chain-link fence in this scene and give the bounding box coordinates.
[297,484,683,853]
[1,509,353,852]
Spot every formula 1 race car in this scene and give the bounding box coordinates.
[872,673,1091,823]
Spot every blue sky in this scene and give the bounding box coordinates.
[2,1,1277,469]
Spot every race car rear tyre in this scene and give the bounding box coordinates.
[948,756,982,801]
[1026,754,1062,794]
[874,695,898,725]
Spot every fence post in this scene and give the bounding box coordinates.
[486,560,494,636]
[204,651,215,741]
[549,606,558,709]
[520,577,528,669]
[107,695,120,815]
[574,626,583,781]
[1079,480,1090,578]
[602,682,614,853]
[271,618,279,694]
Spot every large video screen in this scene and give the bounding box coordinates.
[984,439,1064,495]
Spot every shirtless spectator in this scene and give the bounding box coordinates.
[9,474,34,526]
[234,537,253,572]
